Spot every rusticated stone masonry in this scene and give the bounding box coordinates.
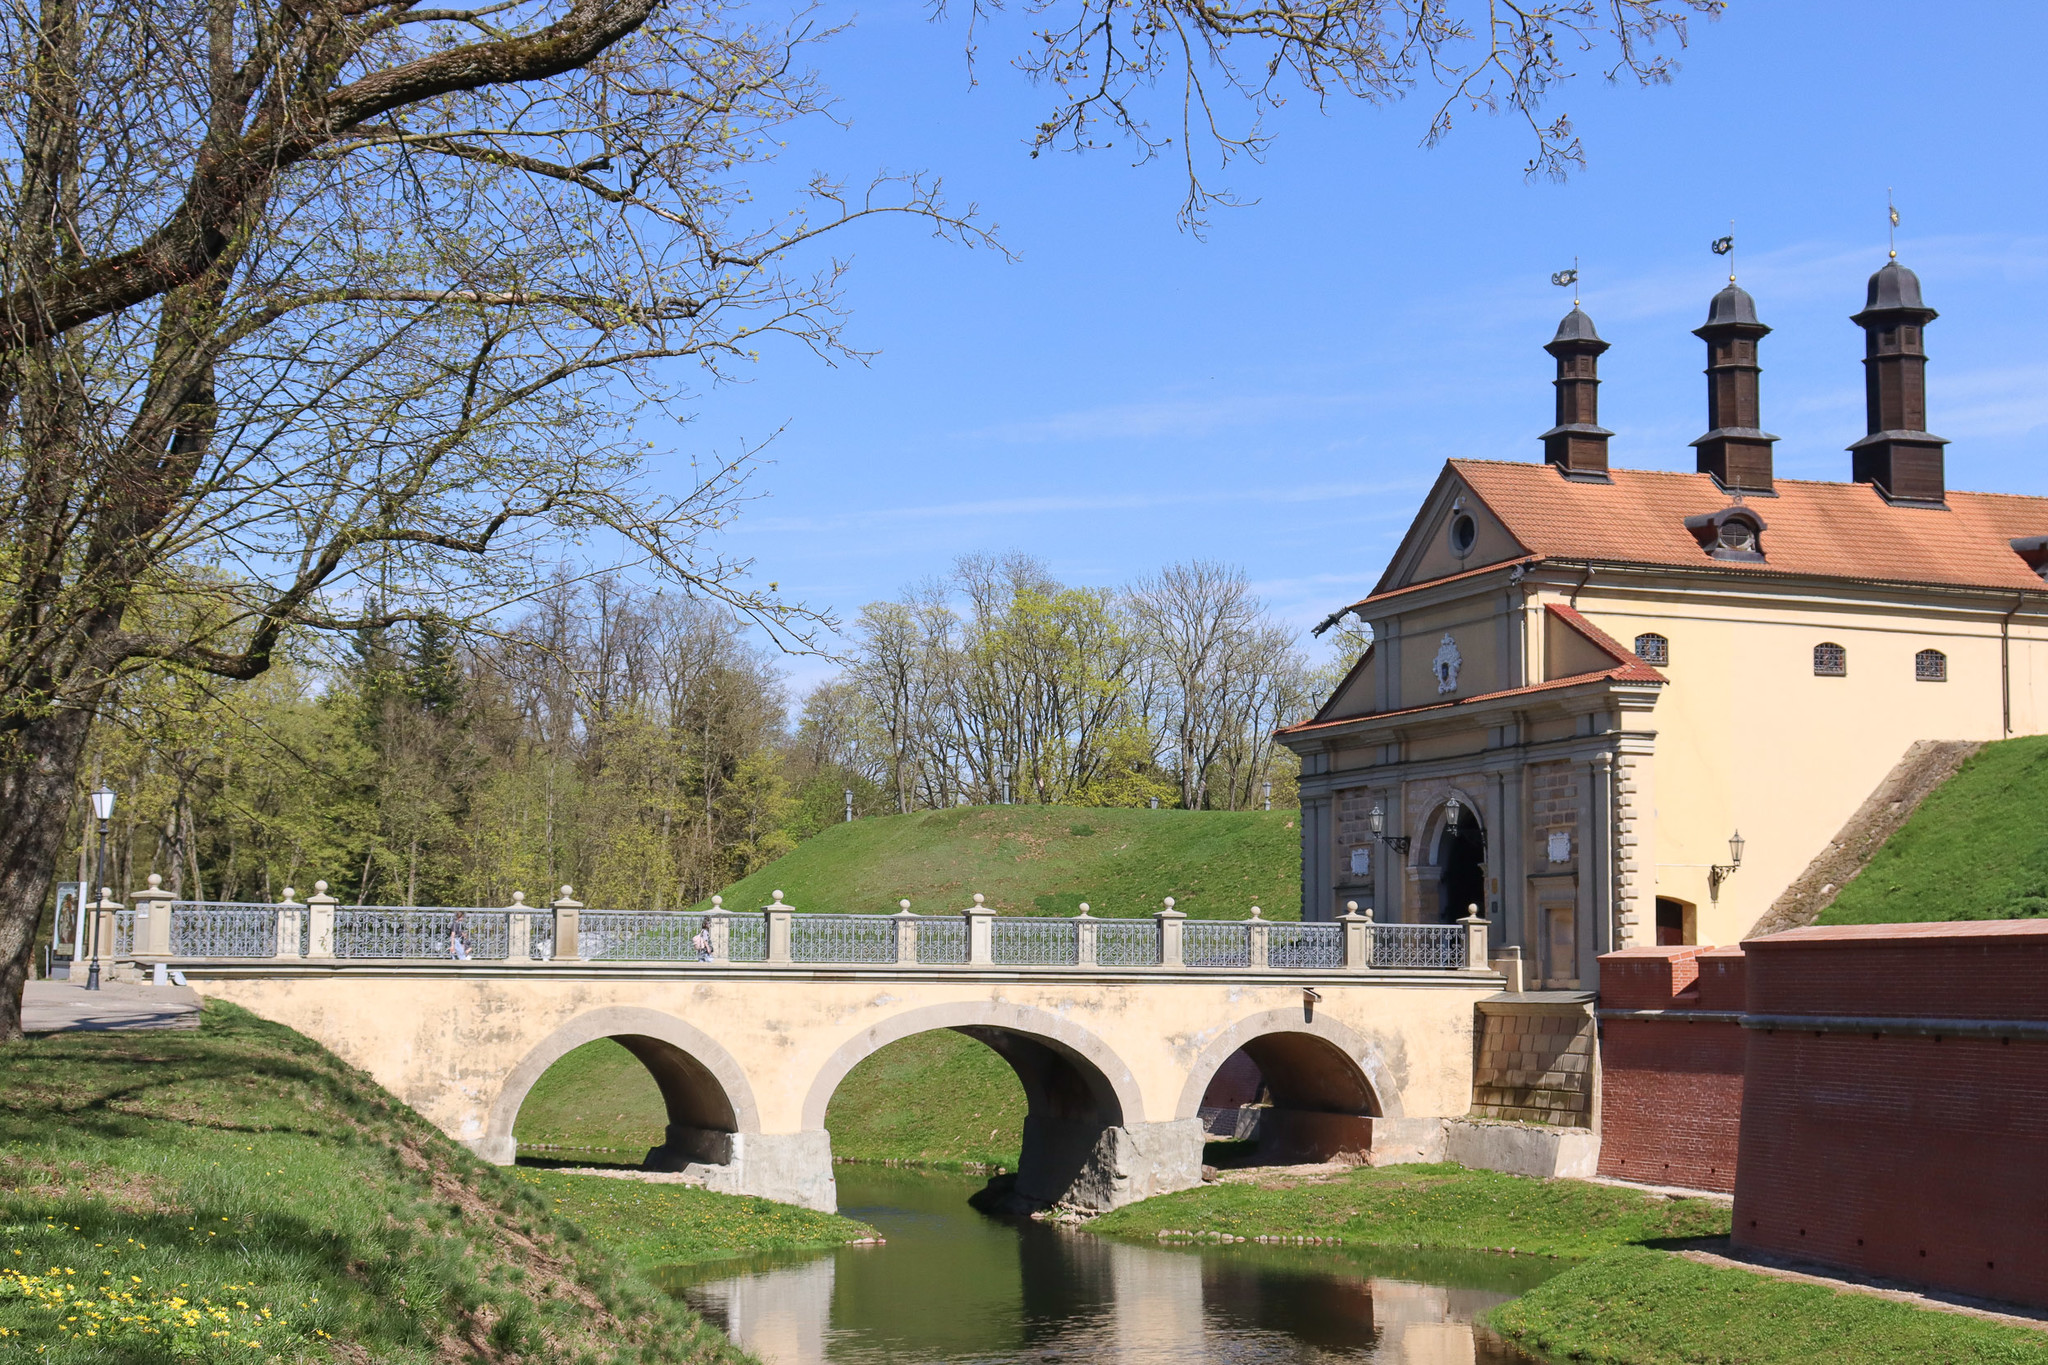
[1469,999,1596,1127]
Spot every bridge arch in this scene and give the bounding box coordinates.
[484,1006,761,1164]
[1175,1009,1405,1120]
[801,1000,1143,1131]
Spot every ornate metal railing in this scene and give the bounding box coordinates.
[581,912,694,961]
[1269,922,1344,970]
[1370,923,1467,971]
[792,914,898,964]
[169,903,279,958]
[992,917,1078,967]
[336,908,510,960]
[1183,921,1251,968]
[126,896,1487,975]
[728,916,767,962]
[1094,919,1160,968]
[914,916,968,965]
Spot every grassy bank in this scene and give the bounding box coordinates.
[704,804,1301,919]
[516,1032,1029,1173]
[1824,734,2048,924]
[1490,1245,2048,1363]
[1088,1163,1731,1258]
[515,1171,873,1268]
[0,1000,744,1364]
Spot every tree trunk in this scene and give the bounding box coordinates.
[0,705,96,1040]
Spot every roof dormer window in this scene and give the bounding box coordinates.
[1683,506,1768,563]
[2013,535,2048,583]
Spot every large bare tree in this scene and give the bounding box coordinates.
[0,0,1712,1035]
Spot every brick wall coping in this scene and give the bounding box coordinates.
[1741,1012,2048,1042]
[1596,1008,1742,1023]
[1750,919,2048,946]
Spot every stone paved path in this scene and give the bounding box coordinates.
[22,978,201,1032]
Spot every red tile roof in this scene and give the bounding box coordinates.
[1277,605,1663,737]
[1367,461,2048,603]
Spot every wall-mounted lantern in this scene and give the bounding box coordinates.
[1367,803,1411,855]
[1709,830,1745,901]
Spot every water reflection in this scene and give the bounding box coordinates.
[658,1166,1553,1364]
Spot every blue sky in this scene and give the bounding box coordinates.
[647,2,2048,690]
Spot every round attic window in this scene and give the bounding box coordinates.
[1717,520,1757,553]
[1449,513,1477,557]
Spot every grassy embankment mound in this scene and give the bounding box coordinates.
[0,1001,866,1363]
[1088,1163,1732,1258]
[1823,733,2048,924]
[1492,1245,2048,1364]
[520,805,1298,1169]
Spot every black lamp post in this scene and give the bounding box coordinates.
[85,783,116,991]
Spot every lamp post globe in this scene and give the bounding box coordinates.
[85,784,116,991]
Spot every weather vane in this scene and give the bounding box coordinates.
[1550,257,1580,306]
[1711,222,1735,283]
[1888,189,1899,260]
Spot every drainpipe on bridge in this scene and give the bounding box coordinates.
[893,900,917,966]
[1248,905,1269,969]
[1156,898,1185,968]
[765,890,793,964]
[306,883,337,959]
[966,894,995,965]
[1074,903,1096,967]
[552,887,584,961]
[1339,902,1374,972]
[1459,905,1491,971]
[132,873,175,960]
[275,888,304,960]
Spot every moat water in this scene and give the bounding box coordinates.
[656,1165,1558,1364]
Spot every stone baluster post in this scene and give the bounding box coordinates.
[92,889,121,972]
[553,886,583,962]
[1460,903,1490,970]
[765,890,792,964]
[1339,901,1373,972]
[507,891,531,961]
[966,894,994,966]
[1156,897,1184,969]
[708,895,732,964]
[1247,905,1269,970]
[274,888,305,960]
[306,882,338,959]
[132,874,174,959]
[1074,903,1097,968]
[894,901,918,966]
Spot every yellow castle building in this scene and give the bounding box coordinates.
[1276,259,2048,990]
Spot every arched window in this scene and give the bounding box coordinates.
[1633,633,1670,666]
[1814,642,1847,677]
[1915,649,1948,682]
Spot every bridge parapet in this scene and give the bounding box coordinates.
[125,887,1489,975]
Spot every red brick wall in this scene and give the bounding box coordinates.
[1731,921,2048,1310]
[1595,945,1744,1193]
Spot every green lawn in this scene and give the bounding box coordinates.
[1088,1163,1732,1259]
[701,804,1302,919]
[0,1001,746,1364]
[1490,1245,2048,1364]
[515,1032,1028,1172]
[1823,734,2048,924]
[515,1171,872,1269]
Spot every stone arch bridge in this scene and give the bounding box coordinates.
[121,886,1502,1213]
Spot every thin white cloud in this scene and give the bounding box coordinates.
[960,390,1368,444]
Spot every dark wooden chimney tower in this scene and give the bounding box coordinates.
[1849,259,1948,506]
[1691,283,1778,495]
[1541,307,1613,479]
